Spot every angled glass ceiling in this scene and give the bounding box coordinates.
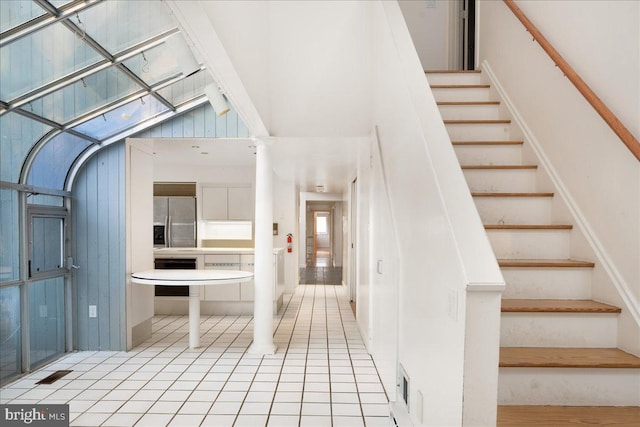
[0,0,231,192]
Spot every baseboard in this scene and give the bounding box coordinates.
[481,60,640,332]
[131,317,152,348]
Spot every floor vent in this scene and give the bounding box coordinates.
[36,370,72,385]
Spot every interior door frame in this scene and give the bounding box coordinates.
[349,178,357,303]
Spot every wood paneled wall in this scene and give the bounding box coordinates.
[72,143,126,351]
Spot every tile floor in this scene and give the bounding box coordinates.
[299,268,343,286]
[0,285,389,426]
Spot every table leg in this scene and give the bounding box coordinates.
[189,285,200,349]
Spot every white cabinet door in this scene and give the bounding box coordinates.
[203,254,240,300]
[201,187,228,220]
[239,254,255,301]
[228,187,253,220]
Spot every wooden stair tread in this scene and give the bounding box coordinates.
[462,165,537,170]
[502,299,621,313]
[425,70,481,73]
[500,347,640,368]
[437,101,499,105]
[472,192,554,197]
[498,259,595,268]
[497,405,640,426]
[452,140,524,145]
[430,84,490,89]
[485,224,572,230]
[444,119,511,124]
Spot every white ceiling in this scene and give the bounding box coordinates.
[151,136,363,194]
[152,138,255,167]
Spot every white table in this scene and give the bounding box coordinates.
[131,269,253,349]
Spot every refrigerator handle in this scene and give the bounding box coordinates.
[165,215,170,247]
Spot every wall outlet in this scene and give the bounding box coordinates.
[89,305,97,318]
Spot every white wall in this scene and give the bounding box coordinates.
[366,3,504,425]
[125,140,155,349]
[197,1,372,138]
[272,175,299,292]
[478,0,640,353]
[398,0,449,70]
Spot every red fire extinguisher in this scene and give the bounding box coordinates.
[286,233,293,253]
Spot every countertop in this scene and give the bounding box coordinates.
[154,247,284,255]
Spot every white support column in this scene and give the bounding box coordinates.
[249,138,277,355]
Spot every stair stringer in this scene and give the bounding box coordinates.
[482,60,640,356]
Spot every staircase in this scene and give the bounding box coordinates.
[426,70,640,425]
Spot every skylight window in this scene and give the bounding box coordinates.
[0,0,46,33]
[73,95,169,140]
[28,67,142,125]
[0,22,104,101]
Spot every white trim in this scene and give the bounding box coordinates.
[466,282,506,292]
[482,60,640,328]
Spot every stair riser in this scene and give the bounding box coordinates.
[487,229,570,259]
[438,104,501,120]
[454,145,523,165]
[474,197,552,224]
[464,169,537,193]
[446,123,513,140]
[501,268,592,299]
[432,87,492,102]
[500,313,618,347]
[426,73,485,85]
[498,368,640,405]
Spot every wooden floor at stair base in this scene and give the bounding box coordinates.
[497,405,640,426]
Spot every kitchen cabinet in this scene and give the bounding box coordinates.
[201,185,252,220]
[153,248,285,316]
[203,254,241,300]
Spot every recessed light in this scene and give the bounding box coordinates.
[192,145,200,149]
[201,152,209,155]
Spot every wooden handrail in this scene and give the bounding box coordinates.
[503,0,640,162]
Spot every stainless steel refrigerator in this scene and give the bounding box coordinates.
[153,197,196,248]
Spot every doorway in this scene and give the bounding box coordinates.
[26,205,70,370]
[299,201,343,285]
[313,211,332,267]
[463,0,476,70]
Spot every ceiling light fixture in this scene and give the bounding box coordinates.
[315,185,325,192]
[204,83,230,116]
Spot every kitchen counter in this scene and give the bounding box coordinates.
[154,247,284,255]
[153,247,285,316]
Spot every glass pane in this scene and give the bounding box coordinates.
[0,112,53,183]
[27,195,65,207]
[27,132,93,189]
[0,190,19,283]
[49,0,74,8]
[158,70,211,106]
[31,217,64,274]
[0,285,21,385]
[29,277,65,368]
[28,67,142,124]
[122,33,199,87]
[0,0,46,33]
[0,22,104,101]
[73,94,169,140]
[78,1,175,54]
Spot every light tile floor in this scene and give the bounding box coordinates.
[0,285,389,426]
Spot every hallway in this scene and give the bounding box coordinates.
[0,285,388,426]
